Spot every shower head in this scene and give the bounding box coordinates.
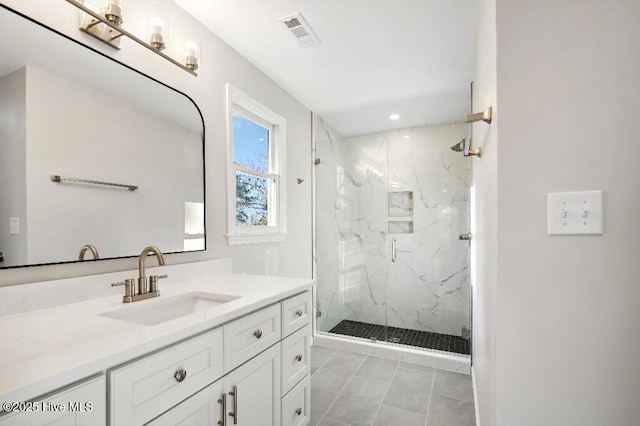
[450,138,465,152]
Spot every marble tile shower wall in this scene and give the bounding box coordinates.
[315,117,470,337]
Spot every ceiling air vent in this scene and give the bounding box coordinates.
[279,13,321,48]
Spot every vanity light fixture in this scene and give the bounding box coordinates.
[65,0,198,76]
[390,113,400,120]
[149,16,166,51]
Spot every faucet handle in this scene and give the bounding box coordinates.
[149,274,168,293]
[111,278,136,302]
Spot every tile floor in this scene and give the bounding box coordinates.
[310,345,476,426]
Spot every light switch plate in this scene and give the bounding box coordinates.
[9,217,19,235]
[547,191,603,235]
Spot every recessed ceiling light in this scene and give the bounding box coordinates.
[389,114,400,120]
[402,135,410,139]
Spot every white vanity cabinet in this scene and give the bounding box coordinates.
[0,375,105,426]
[112,291,310,426]
[0,286,313,426]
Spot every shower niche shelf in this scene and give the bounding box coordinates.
[388,221,413,234]
[388,191,414,234]
[388,191,413,217]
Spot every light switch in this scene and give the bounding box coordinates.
[547,191,603,235]
[9,217,19,235]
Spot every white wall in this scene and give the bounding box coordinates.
[0,0,311,285]
[471,0,497,425]
[0,68,28,267]
[473,0,640,424]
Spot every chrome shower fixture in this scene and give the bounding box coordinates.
[453,82,492,158]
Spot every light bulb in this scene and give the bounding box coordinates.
[185,41,198,57]
[150,17,164,35]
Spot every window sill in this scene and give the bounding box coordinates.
[225,233,287,246]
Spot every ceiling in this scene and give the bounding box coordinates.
[172,0,478,136]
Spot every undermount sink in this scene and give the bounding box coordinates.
[99,292,241,326]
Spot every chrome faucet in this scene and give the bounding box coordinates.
[78,244,99,260]
[111,245,168,303]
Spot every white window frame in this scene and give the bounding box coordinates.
[226,84,287,245]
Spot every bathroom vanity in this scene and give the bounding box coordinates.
[0,260,313,426]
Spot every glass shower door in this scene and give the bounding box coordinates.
[314,115,471,355]
[384,124,471,354]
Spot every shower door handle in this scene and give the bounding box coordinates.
[391,238,397,262]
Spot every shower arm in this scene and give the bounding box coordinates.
[466,107,492,125]
[463,108,492,157]
[462,82,492,158]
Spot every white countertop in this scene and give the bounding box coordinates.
[0,266,314,404]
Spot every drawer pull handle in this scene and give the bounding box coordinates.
[295,309,303,317]
[217,393,226,426]
[295,408,302,416]
[229,385,238,424]
[254,329,263,339]
[174,369,187,382]
[295,354,303,362]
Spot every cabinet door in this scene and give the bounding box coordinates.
[223,344,280,426]
[147,379,224,426]
[0,376,105,426]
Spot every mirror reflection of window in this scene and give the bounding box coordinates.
[184,201,205,251]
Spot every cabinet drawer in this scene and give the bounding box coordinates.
[109,328,223,426]
[282,291,311,337]
[281,324,311,396]
[0,375,105,426]
[281,374,310,426]
[224,303,281,372]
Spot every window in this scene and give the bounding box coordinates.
[226,84,286,245]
